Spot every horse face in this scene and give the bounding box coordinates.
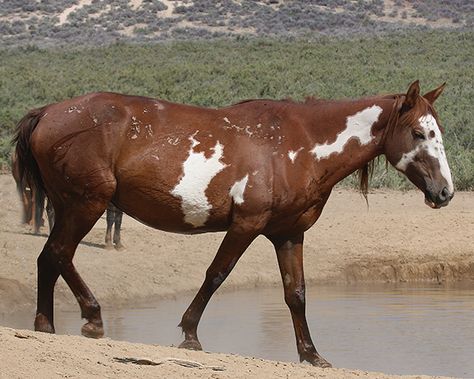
[385,81,454,209]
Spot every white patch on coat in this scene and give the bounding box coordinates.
[229,174,249,205]
[222,117,255,136]
[145,124,153,138]
[311,105,383,160]
[189,131,200,148]
[66,105,82,113]
[171,133,227,227]
[288,147,304,163]
[167,137,180,145]
[396,114,454,193]
[154,101,165,110]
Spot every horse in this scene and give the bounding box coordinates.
[12,152,124,249]
[13,80,453,367]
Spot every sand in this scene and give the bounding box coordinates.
[0,174,472,378]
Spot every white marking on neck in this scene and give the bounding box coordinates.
[288,147,304,163]
[396,114,454,193]
[311,105,383,160]
[171,133,227,227]
[229,174,249,205]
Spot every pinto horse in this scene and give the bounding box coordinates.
[14,81,453,367]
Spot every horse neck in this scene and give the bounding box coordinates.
[302,96,396,191]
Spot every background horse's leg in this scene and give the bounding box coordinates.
[178,226,258,351]
[270,233,332,368]
[112,206,124,250]
[35,201,109,339]
[105,204,124,250]
[105,206,114,250]
[20,186,32,224]
[32,185,45,235]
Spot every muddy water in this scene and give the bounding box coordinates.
[2,283,473,377]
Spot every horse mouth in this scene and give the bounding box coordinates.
[424,194,449,209]
[424,197,439,209]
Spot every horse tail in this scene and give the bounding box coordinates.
[12,107,48,234]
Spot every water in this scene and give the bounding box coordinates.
[2,283,473,378]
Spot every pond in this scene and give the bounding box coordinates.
[2,283,473,377]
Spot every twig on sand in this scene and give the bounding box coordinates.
[113,356,226,371]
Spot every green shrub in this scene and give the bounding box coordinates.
[1,30,472,189]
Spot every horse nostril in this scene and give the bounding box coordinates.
[439,187,449,202]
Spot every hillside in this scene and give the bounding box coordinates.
[1,0,473,47]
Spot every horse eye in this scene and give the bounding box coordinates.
[413,130,425,140]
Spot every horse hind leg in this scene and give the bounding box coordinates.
[34,248,60,333]
[178,224,259,351]
[35,197,112,338]
[270,233,331,368]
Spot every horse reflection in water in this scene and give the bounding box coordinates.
[14,81,453,367]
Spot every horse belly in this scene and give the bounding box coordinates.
[113,156,233,234]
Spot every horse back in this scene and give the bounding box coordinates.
[30,93,317,234]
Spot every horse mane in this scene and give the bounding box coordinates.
[355,92,441,202]
[356,94,405,202]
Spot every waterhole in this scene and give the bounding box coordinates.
[2,283,473,377]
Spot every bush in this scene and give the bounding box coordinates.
[1,30,473,189]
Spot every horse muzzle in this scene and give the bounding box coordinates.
[424,187,454,209]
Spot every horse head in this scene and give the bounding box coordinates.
[384,81,454,208]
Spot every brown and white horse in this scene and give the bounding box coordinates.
[14,81,453,367]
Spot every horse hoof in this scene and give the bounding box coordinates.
[178,339,202,351]
[308,356,332,368]
[81,322,104,339]
[114,243,125,251]
[34,314,55,334]
[104,243,114,250]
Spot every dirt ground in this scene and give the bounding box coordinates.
[0,174,472,378]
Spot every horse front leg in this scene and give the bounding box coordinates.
[270,233,332,368]
[179,226,258,351]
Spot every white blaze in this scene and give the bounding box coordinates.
[396,114,454,193]
[171,133,227,227]
[229,174,249,205]
[311,105,383,159]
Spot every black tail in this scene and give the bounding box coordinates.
[12,107,48,233]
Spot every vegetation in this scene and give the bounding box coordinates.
[1,0,473,47]
[0,30,473,189]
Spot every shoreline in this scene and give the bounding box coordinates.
[0,326,455,379]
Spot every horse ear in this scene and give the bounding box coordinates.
[423,82,446,104]
[403,80,420,109]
